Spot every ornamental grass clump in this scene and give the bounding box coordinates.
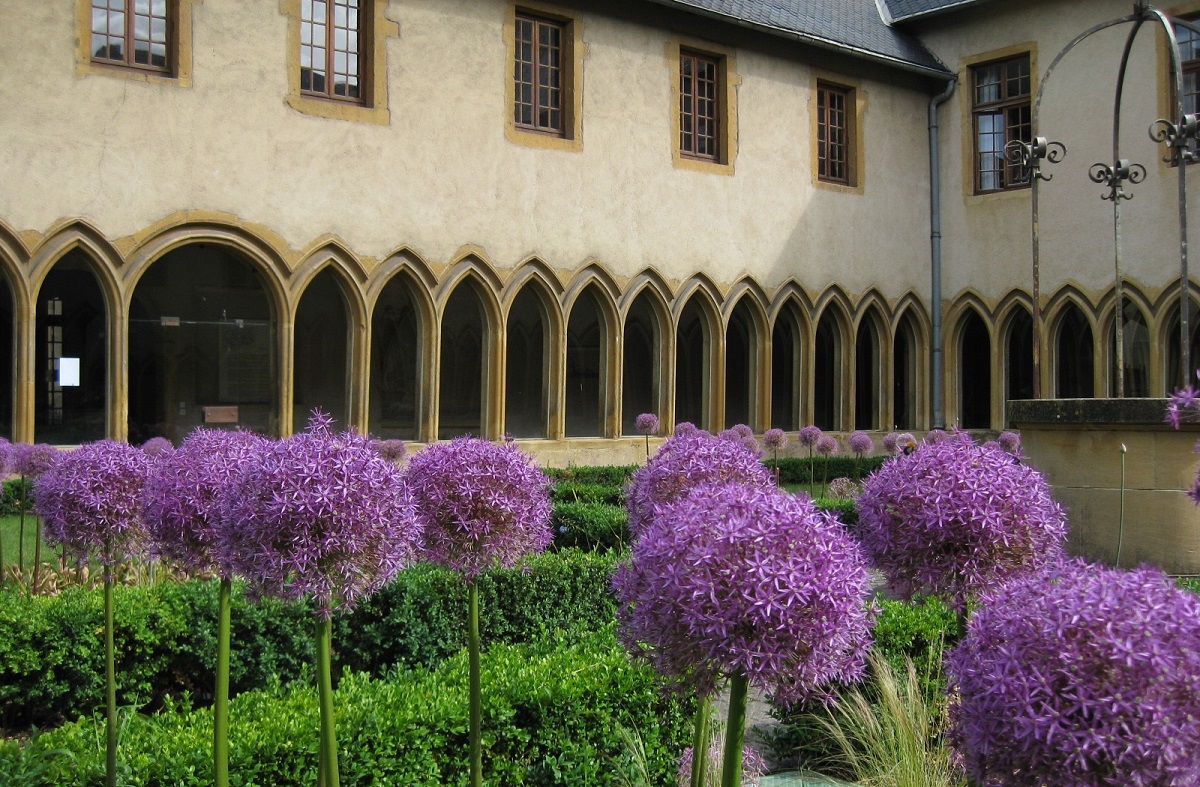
[625,429,775,538]
[614,481,874,787]
[947,559,1200,786]
[217,413,422,787]
[35,440,151,787]
[405,436,553,787]
[142,428,269,787]
[857,434,1067,611]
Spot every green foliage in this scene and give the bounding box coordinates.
[551,481,625,506]
[813,497,858,527]
[767,456,889,485]
[551,502,630,552]
[0,550,617,729]
[764,594,961,773]
[0,478,34,515]
[1177,576,1200,595]
[545,465,638,488]
[4,627,692,787]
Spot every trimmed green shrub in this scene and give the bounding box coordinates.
[0,477,34,515]
[813,497,858,527]
[767,456,889,485]
[0,550,618,730]
[545,465,638,488]
[551,481,624,506]
[4,627,692,787]
[550,502,630,552]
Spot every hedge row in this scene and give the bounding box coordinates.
[766,456,890,485]
[0,550,619,729]
[0,626,693,787]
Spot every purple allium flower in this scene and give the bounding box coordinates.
[996,430,1022,456]
[1166,373,1200,427]
[678,743,767,787]
[614,481,873,705]
[827,477,859,499]
[798,425,822,447]
[674,422,699,437]
[925,428,949,444]
[371,438,408,465]
[763,428,787,451]
[0,437,10,474]
[140,437,174,458]
[847,431,873,457]
[10,442,60,478]
[718,425,761,457]
[405,436,552,580]
[625,430,775,538]
[636,413,660,436]
[857,435,1067,610]
[216,423,422,613]
[815,435,838,457]
[947,559,1200,786]
[35,441,151,566]
[143,428,270,576]
[896,433,917,453]
[882,432,900,454]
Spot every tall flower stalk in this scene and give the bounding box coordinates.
[799,426,821,491]
[218,413,421,787]
[11,442,59,587]
[143,428,268,787]
[763,429,787,484]
[36,441,151,787]
[614,481,874,787]
[405,436,552,787]
[636,413,660,460]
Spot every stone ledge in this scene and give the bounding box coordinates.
[1008,398,1175,427]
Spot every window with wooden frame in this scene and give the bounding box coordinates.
[1174,15,1200,160]
[89,0,173,73]
[817,82,852,185]
[300,0,368,102]
[514,12,566,136]
[679,49,721,161]
[972,53,1031,193]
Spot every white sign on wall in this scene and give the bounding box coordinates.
[58,357,81,387]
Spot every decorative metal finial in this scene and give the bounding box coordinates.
[1088,159,1146,201]
[1004,136,1067,182]
[1149,113,1200,165]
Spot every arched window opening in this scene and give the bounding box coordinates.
[294,269,350,430]
[770,310,802,431]
[1108,299,1149,397]
[854,318,881,430]
[566,289,604,437]
[813,311,843,430]
[958,311,991,429]
[893,312,919,430]
[505,286,548,439]
[1005,309,1034,403]
[439,283,486,440]
[675,299,710,430]
[1055,305,1094,398]
[622,293,660,435]
[724,300,756,429]
[370,275,421,440]
[1166,299,1200,393]
[0,275,12,440]
[129,245,276,444]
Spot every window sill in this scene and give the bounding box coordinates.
[286,94,390,125]
[672,152,734,176]
[505,123,582,152]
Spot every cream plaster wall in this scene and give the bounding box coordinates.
[0,0,934,298]
[915,0,1200,305]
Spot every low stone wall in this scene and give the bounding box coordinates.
[1008,398,1200,575]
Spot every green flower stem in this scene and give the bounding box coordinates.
[214,577,232,787]
[315,610,340,787]
[469,580,483,787]
[720,672,749,787]
[104,557,117,787]
[18,476,27,574]
[32,515,43,591]
[690,694,712,787]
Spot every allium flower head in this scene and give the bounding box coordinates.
[996,430,1022,456]
[143,428,270,575]
[815,434,838,457]
[36,440,151,566]
[827,477,859,499]
[614,481,874,705]
[882,432,900,454]
[405,436,552,580]
[140,437,174,458]
[217,423,422,612]
[11,442,60,478]
[763,428,787,451]
[625,429,775,538]
[678,743,767,787]
[948,559,1200,786]
[896,433,917,454]
[798,425,822,447]
[847,430,873,456]
[371,438,408,465]
[635,412,660,436]
[718,425,761,457]
[857,435,1067,609]
[926,428,950,444]
[674,422,699,437]
[0,437,9,474]
[1166,372,1200,427]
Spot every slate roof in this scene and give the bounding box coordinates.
[882,0,994,24]
[643,0,952,77]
